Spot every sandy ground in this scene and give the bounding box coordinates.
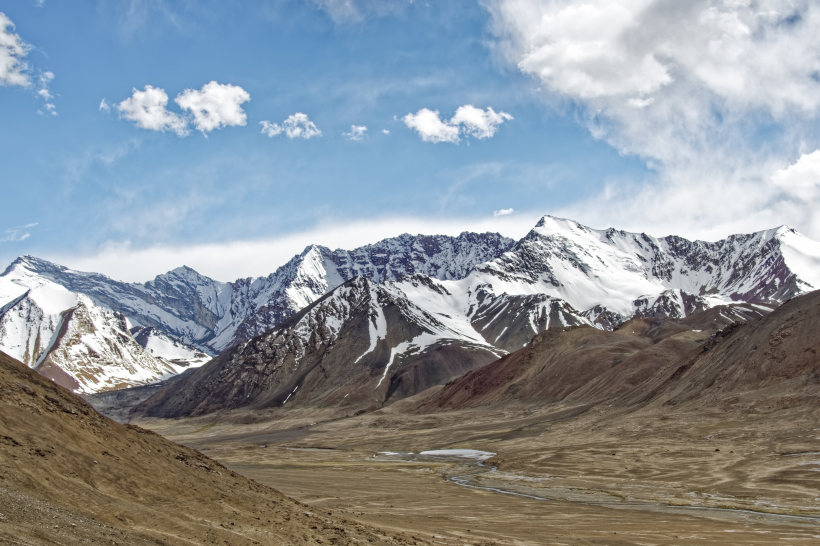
[139,400,820,546]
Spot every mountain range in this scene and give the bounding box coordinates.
[3,216,820,400]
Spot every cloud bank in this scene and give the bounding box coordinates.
[484,0,820,238]
[49,213,542,282]
[404,105,513,144]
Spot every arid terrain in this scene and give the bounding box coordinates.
[0,351,432,546]
[137,393,820,546]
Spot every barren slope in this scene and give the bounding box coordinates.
[0,350,428,546]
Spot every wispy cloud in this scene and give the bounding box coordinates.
[307,0,412,24]
[342,125,367,141]
[2,223,38,242]
[493,208,515,217]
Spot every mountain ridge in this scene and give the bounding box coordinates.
[4,216,820,397]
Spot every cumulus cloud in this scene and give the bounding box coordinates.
[403,109,461,143]
[0,13,30,87]
[451,105,513,139]
[343,125,367,141]
[484,0,820,238]
[99,98,110,113]
[175,81,250,133]
[493,208,515,217]
[382,129,390,135]
[116,82,250,136]
[404,105,513,144]
[260,113,322,139]
[117,85,188,136]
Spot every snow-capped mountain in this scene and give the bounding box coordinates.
[466,216,820,327]
[138,276,503,417]
[0,265,202,394]
[5,216,820,400]
[3,232,514,354]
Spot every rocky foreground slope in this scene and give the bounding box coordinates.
[0,349,428,546]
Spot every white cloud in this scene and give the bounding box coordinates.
[343,125,367,141]
[175,81,250,133]
[260,113,322,139]
[773,150,820,202]
[260,120,283,137]
[483,0,820,238]
[403,108,461,143]
[450,105,513,139]
[48,213,542,282]
[493,208,515,217]
[117,85,188,136]
[404,105,513,144]
[99,98,110,112]
[0,13,30,87]
[382,129,390,135]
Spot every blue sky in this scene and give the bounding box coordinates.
[2,1,820,281]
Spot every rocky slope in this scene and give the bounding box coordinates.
[0,349,429,546]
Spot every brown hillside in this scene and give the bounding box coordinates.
[423,325,672,409]
[0,350,426,546]
[424,292,820,414]
[637,290,820,411]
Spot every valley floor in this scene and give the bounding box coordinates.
[138,400,820,546]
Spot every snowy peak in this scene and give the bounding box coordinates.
[479,215,820,324]
[326,231,515,283]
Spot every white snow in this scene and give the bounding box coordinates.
[355,286,387,364]
[419,449,496,460]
